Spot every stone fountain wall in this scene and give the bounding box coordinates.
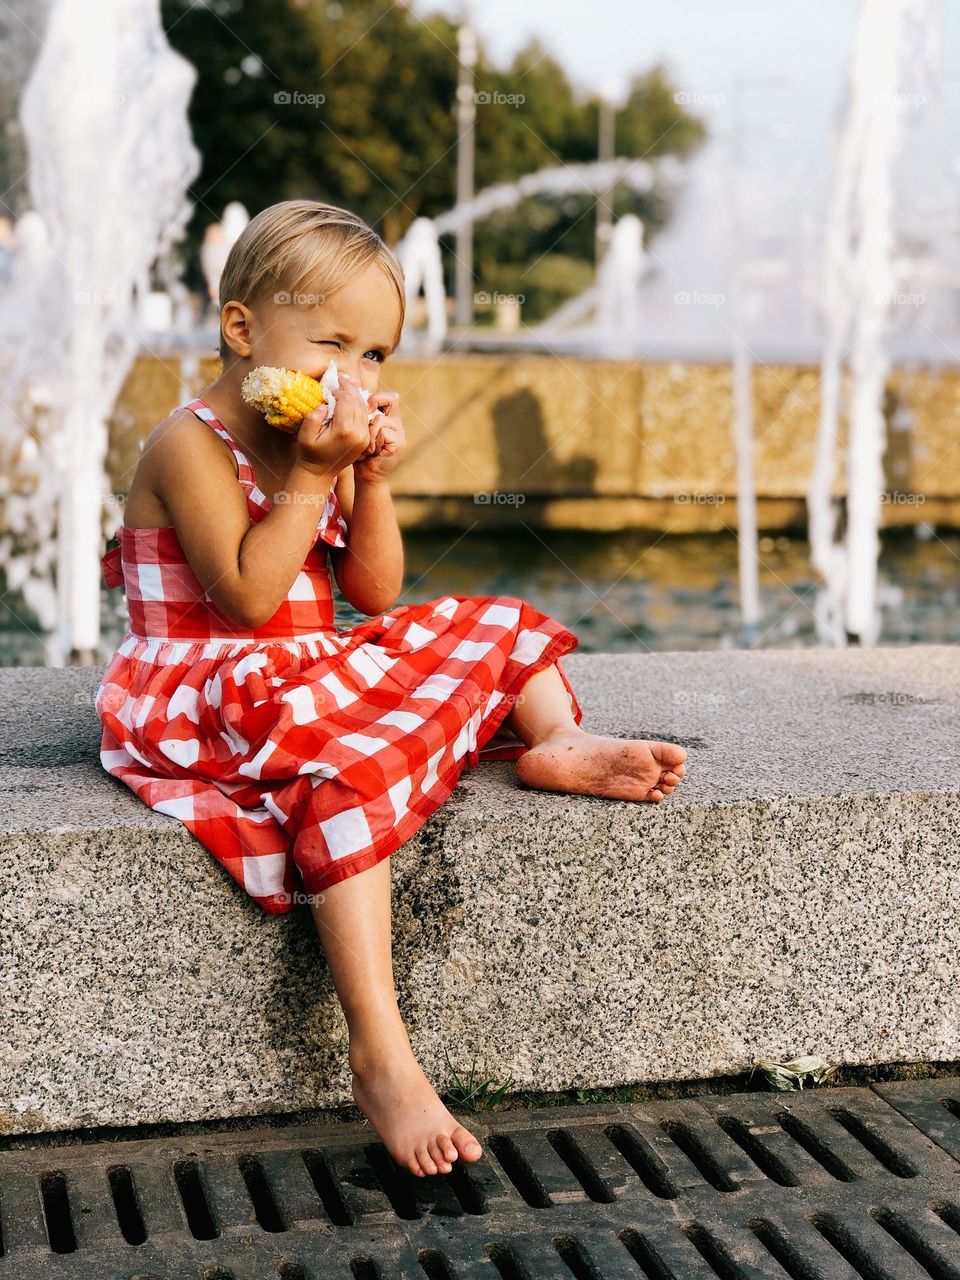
[107,353,960,532]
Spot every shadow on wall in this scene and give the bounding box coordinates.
[491,388,598,496]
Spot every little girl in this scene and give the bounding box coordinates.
[96,199,687,1181]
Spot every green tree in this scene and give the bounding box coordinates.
[159,0,706,312]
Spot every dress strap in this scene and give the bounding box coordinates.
[183,398,263,499]
[181,397,348,549]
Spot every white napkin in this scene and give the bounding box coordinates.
[319,359,382,426]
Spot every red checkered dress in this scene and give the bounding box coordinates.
[96,398,584,914]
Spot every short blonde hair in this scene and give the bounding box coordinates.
[217,199,405,360]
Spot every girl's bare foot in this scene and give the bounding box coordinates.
[515,728,687,802]
[350,1035,483,1178]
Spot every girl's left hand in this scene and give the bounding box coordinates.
[353,386,406,484]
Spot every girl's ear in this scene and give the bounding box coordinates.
[220,300,253,358]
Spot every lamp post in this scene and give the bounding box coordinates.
[728,74,792,640]
[595,81,620,265]
[454,17,477,329]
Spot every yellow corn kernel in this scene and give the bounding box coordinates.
[240,366,328,430]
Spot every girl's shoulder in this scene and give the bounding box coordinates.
[124,405,240,529]
[144,403,232,455]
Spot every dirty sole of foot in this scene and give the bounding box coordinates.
[0,1078,959,1278]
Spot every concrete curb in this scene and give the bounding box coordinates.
[1,648,957,1136]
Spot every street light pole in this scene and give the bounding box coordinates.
[595,86,617,264]
[454,19,477,329]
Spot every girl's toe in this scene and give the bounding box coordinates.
[429,1139,452,1172]
[452,1126,482,1160]
[417,1147,437,1175]
[661,771,681,786]
[648,788,664,802]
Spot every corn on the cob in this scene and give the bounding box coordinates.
[241,366,330,431]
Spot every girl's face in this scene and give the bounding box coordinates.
[249,261,402,392]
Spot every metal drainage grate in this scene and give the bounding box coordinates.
[2,1079,960,1278]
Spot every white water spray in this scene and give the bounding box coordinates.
[395,217,448,351]
[808,0,940,646]
[2,0,200,662]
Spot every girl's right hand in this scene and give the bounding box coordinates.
[293,371,370,476]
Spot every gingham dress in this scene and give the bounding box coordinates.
[95,397,584,914]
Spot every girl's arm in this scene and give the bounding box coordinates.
[147,413,350,628]
[328,473,404,616]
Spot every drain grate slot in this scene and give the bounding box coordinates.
[554,1232,606,1279]
[350,1257,385,1279]
[1,1081,960,1277]
[277,1264,310,1280]
[237,1152,285,1233]
[716,1116,800,1188]
[604,1123,678,1199]
[486,1134,554,1209]
[546,1128,618,1204]
[173,1156,218,1240]
[39,1169,76,1254]
[485,1240,527,1279]
[826,1108,918,1179]
[933,1203,960,1237]
[747,1213,864,1280]
[870,1205,960,1279]
[775,1110,859,1182]
[659,1120,740,1192]
[363,1142,422,1221]
[107,1163,147,1245]
[301,1146,354,1226]
[418,1247,456,1280]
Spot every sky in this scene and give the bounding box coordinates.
[414,0,860,116]
[412,0,958,166]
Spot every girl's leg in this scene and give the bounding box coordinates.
[507,661,582,745]
[507,661,688,802]
[307,859,483,1178]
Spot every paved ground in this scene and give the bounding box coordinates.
[1,1076,959,1278]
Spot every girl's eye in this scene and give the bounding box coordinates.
[363,350,385,363]
[310,338,340,347]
